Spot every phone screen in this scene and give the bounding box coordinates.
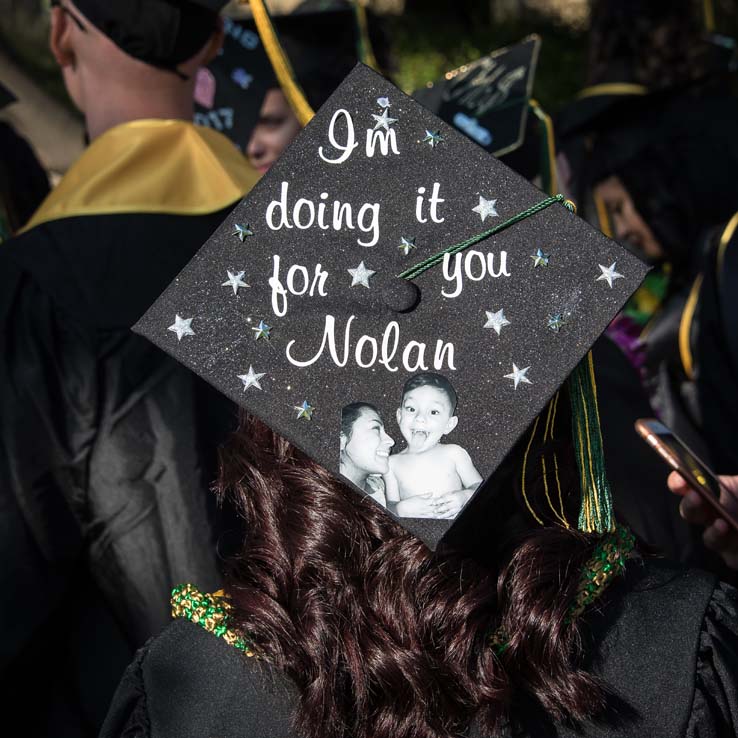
[644,420,721,500]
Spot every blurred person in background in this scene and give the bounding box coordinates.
[556,0,738,576]
[590,120,738,473]
[0,1,258,735]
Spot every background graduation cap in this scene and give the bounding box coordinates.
[194,0,384,150]
[412,37,560,194]
[57,0,230,75]
[412,36,540,160]
[414,39,541,160]
[135,63,648,550]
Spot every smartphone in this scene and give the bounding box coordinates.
[634,418,738,534]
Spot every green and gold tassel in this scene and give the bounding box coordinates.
[568,352,615,534]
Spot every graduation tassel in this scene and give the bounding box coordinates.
[399,193,575,280]
[568,351,615,534]
[352,1,380,70]
[703,0,715,32]
[529,98,557,196]
[248,0,315,126]
[593,189,614,237]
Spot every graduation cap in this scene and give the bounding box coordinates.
[412,36,540,160]
[134,64,648,550]
[194,0,379,150]
[61,0,229,73]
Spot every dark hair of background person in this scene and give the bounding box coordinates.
[217,412,613,738]
[401,372,458,413]
[340,401,381,439]
[587,0,711,89]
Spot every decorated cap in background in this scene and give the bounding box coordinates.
[135,64,648,549]
[412,36,540,160]
[194,0,386,150]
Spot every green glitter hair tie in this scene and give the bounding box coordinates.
[170,583,256,656]
[566,524,635,622]
[490,524,635,655]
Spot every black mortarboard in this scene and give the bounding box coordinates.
[412,36,540,159]
[194,3,373,150]
[68,0,228,71]
[134,64,648,550]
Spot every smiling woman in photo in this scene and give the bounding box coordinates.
[340,402,395,507]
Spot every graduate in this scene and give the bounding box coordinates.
[555,0,738,573]
[101,64,737,738]
[0,1,258,733]
[588,96,738,477]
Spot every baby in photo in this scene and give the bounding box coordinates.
[384,372,482,519]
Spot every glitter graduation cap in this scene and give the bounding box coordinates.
[134,63,648,549]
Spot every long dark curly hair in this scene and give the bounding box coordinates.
[217,412,611,738]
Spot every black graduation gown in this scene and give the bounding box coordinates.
[0,120,258,735]
[643,218,738,476]
[0,120,50,237]
[101,560,738,738]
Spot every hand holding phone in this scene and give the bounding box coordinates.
[634,418,738,536]
[666,472,738,570]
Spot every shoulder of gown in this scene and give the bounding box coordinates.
[101,561,738,738]
[565,559,738,738]
[100,618,299,738]
[686,580,738,737]
[486,559,738,738]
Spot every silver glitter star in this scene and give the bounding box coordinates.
[371,108,398,131]
[294,400,314,420]
[221,270,250,295]
[252,319,271,340]
[233,223,254,241]
[423,129,443,148]
[377,96,391,108]
[237,366,265,391]
[547,313,566,333]
[504,363,532,389]
[531,248,550,267]
[167,314,194,341]
[472,195,499,221]
[483,309,511,335]
[347,261,376,288]
[399,236,416,255]
[596,262,624,288]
